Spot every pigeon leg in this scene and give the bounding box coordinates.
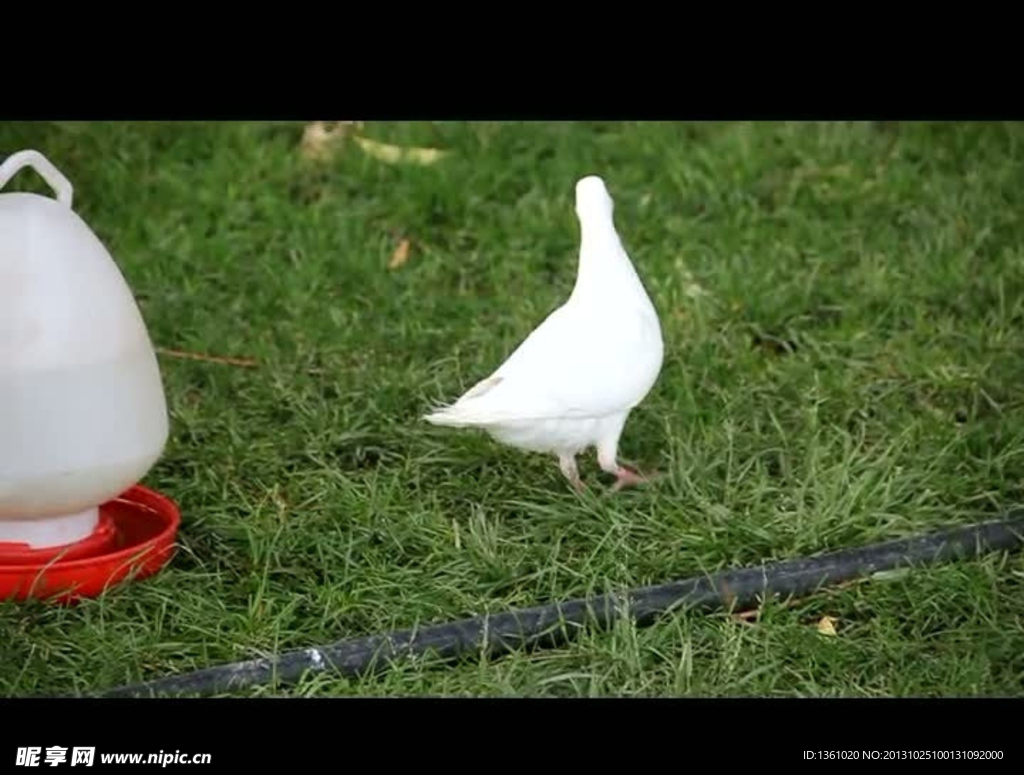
[558,454,585,492]
[597,438,656,491]
[608,463,654,491]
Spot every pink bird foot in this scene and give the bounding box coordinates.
[610,464,660,492]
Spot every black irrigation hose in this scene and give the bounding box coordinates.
[100,512,1024,698]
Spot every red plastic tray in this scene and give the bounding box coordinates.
[0,485,180,603]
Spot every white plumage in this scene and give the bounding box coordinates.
[424,175,664,491]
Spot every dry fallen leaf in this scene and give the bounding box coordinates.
[816,616,839,637]
[300,121,362,160]
[870,568,911,582]
[731,609,759,626]
[389,238,411,270]
[300,123,448,166]
[353,136,448,166]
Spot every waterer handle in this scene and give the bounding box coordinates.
[0,149,74,208]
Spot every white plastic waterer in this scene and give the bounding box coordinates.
[0,149,169,551]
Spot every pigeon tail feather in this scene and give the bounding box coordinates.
[423,375,511,427]
[422,394,525,427]
[423,403,470,427]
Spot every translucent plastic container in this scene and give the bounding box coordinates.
[0,150,168,548]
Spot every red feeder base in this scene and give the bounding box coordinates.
[0,485,180,603]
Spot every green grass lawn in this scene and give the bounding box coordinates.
[1,120,1023,697]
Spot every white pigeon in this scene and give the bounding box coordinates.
[424,175,664,491]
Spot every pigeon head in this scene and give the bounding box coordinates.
[575,175,614,222]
